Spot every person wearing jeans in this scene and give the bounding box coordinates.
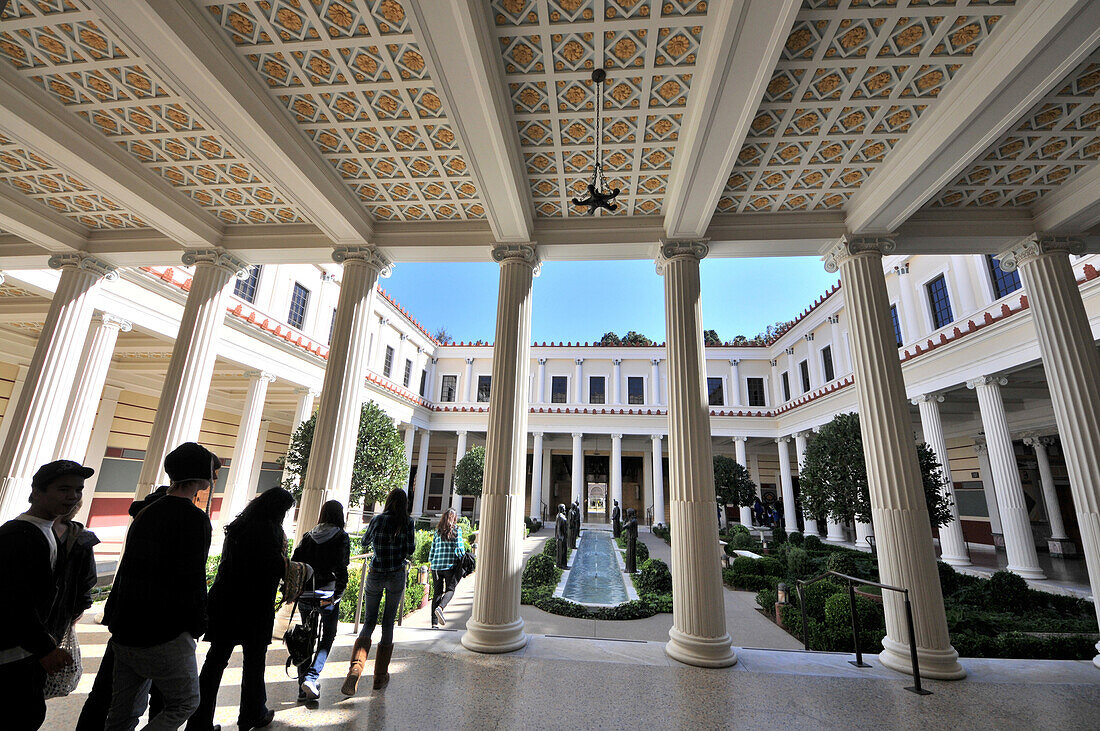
[107,633,199,731]
[428,509,465,627]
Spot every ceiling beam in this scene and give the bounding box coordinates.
[89,0,375,247]
[0,62,222,249]
[845,0,1100,234]
[1033,162,1100,234]
[406,0,533,244]
[663,0,801,239]
[0,184,89,253]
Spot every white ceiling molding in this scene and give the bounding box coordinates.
[0,183,89,253]
[1033,161,1100,233]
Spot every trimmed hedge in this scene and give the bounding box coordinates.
[522,553,560,586]
[803,534,823,551]
[636,558,672,595]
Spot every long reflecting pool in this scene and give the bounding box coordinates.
[561,529,629,606]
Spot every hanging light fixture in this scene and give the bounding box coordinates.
[572,69,621,215]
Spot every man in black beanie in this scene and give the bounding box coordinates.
[103,443,219,730]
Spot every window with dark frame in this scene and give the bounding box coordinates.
[747,378,765,407]
[799,359,810,393]
[890,304,903,347]
[328,310,336,344]
[627,376,644,404]
[440,374,457,402]
[233,265,262,303]
[403,358,412,387]
[383,345,394,377]
[986,254,1022,299]
[477,375,492,402]
[707,377,724,406]
[822,345,834,382]
[781,371,791,402]
[589,375,606,404]
[926,274,954,329]
[288,282,310,329]
[551,375,568,403]
[419,369,427,397]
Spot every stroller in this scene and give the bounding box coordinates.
[283,570,334,679]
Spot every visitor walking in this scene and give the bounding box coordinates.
[428,509,466,628]
[752,497,763,527]
[0,460,91,729]
[290,499,351,704]
[103,443,217,731]
[47,499,100,658]
[341,488,415,695]
[187,487,295,731]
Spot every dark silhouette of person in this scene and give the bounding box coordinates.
[554,504,569,569]
[569,500,581,549]
[611,500,621,538]
[752,497,764,527]
[623,508,639,574]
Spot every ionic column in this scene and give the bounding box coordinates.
[135,249,247,501]
[612,359,622,404]
[967,376,1045,579]
[73,385,122,526]
[282,387,317,489]
[854,520,874,549]
[530,432,545,521]
[462,357,474,402]
[650,434,665,527]
[913,393,970,566]
[776,436,797,530]
[794,432,819,537]
[295,247,389,543]
[0,254,115,521]
[411,429,431,516]
[219,371,276,527]
[728,359,742,407]
[733,436,751,526]
[462,243,536,655]
[610,433,623,510]
[650,358,661,405]
[823,236,962,679]
[571,432,584,507]
[451,430,468,509]
[574,358,584,404]
[894,262,920,343]
[1023,437,1070,546]
[536,358,547,404]
[973,437,1004,540]
[55,313,131,461]
[1000,236,1100,664]
[403,425,417,474]
[247,419,271,501]
[657,239,734,668]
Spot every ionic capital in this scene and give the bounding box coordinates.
[997,233,1085,272]
[729,358,741,366]
[538,358,547,365]
[731,435,748,443]
[465,357,474,364]
[48,252,118,281]
[400,333,408,341]
[784,347,795,355]
[822,234,897,274]
[911,392,945,405]
[650,433,663,443]
[966,375,1007,390]
[245,370,277,384]
[456,429,468,437]
[803,333,814,342]
[575,358,584,365]
[775,436,791,444]
[490,242,539,270]
[827,314,840,324]
[182,248,250,279]
[99,313,133,332]
[769,359,778,367]
[332,245,392,277]
[572,432,584,439]
[612,358,622,365]
[611,433,623,441]
[656,237,709,274]
[651,358,661,365]
[894,263,910,276]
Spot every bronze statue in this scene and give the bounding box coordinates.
[611,499,622,538]
[569,500,581,549]
[554,504,569,569]
[623,508,638,574]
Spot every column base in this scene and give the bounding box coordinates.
[1006,563,1047,580]
[825,535,847,544]
[940,553,972,568]
[879,635,965,681]
[665,627,737,668]
[803,520,821,538]
[1048,538,1077,557]
[461,617,528,654]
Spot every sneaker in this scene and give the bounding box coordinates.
[433,607,446,626]
[301,679,320,700]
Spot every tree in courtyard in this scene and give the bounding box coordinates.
[730,335,749,346]
[598,331,622,346]
[704,329,721,346]
[281,401,408,508]
[454,445,486,499]
[622,330,655,347]
[712,455,756,509]
[799,412,953,529]
[432,327,454,344]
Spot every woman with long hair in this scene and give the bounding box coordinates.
[428,509,465,628]
[187,487,296,731]
[291,499,351,703]
[341,488,415,695]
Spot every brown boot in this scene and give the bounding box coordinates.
[372,643,394,690]
[341,636,371,696]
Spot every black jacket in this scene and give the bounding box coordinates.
[47,521,99,641]
[105,495,212,647]
[0,519,57,658]
[292,525,351,598]
[205,520,286,647]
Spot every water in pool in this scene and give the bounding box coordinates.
[561,529,629,605]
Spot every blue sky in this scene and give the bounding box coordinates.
[379,257,839,344]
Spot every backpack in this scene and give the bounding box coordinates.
[282,600,320,674]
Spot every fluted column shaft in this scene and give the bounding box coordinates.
[1026,438,1068,541]
[411,429,431,516]
[728,360,742,407]
[403,425,416,471]
[219,372,275,527]
[777,437,797,529]
[659,239,734,668]
[571,432,584,507]
[462,358,474,403]
[734,437,751,526]
[0,365,29,450]
[451,430,468,510]
[0,255,113,521]
[281,388,316,492]
[136,251,245,500]
[650,434,665,526]
[823,237,962,679]
[610,433,623,510]
[55,314,131,462]
[295,248,387,543]
[574,359,584,403]
[612,359,622,404]
[968,376,1044,579]
[794,433,819,537]
[914,394,970,566]
[1001,236,1100,666]
[462,244,535,654]
[73,385,122,526]
[531,432,545,520]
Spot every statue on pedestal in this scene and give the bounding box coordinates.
[612,499,622,538]
[554,504,569,569]
[623,508,638,574]
[569,500,581,549]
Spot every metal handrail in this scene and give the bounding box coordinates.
[795,570,931,696]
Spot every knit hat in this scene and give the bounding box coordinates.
[164,442,222,483]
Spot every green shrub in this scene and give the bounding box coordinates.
[756,556,785,578]
[525,517,543,533]
[988,570,1030,611]
[787,531,804,547]
[824,550,877,580]
[731,556,760,575]
[824,592,884,634]
[723,570,769,592]
[771,524,786,544]
[522,553,559,587]
[636,558,672,595]
[937,561,959,594]
[729,523,750,536]
[731,532,755,550]
[787,547,812,578]
[756,587,778,616]
[635,541,650,563]
[794,579,846,617]
[411,529,433,565]
[652,524,671,543]
[542,537,557,557]
[804,534,823,551]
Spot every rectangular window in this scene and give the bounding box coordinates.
[987,254,1022,299]
[627,376,644,405]
[440,374,457,402]
[477,375,492,402]
[707,377,724,406]
[799,360,811,393]
[781,372,791,402]
[747,378,765,407]
[328,310,336,344]
[403,359,412,387]
[890,304,903,347]
[589,376,606,404]
[419,369,428,397]
[926,274,954,329]
[288,282,310,329]
[551,375,568,403]
[383,345,394,377]
[822,345,834,382]
[233,265,262,303]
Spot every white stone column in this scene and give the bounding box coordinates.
[372,317,389,373]
[0,254,115,521]
[854,521,874,549]
[403,425,417,473]
[218,371,275,528]
[247,419,271,501]
[612,359,622,404]
[1000,236,1100,665]
[776,436,797,530]
[650,434,665,527]
[411,429,431,516]
[0,364,29,449]
[728,359,742,407]
[462,243,536,655]
[55,313,131,462]
[894,262,920,343]
[73,384,122,526]
[442,444,456,513]
[536,358,547,404]
[657,239,734,668]
[650,358,661,405]
[135,249,247,501]
[823,236,962,679]
[610,433,623,511]
[451,430,468,510]
[828,314,848,375]
[913,393,970,566]
[462,357,474,403]
[973,437,1004,540]
[571,432,583,507]
[825,516,847,543]
[530,432,544,521]
[295,247,388,543]
[734,436,751,526]
[573,358,584,404]
[950,255,978,317]
[769,359,780,406]
[804,335,821,389]
[967,375,1045,579]
[281,387,317,490]
[794,432,819,537]
[1023,437,1070,545]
